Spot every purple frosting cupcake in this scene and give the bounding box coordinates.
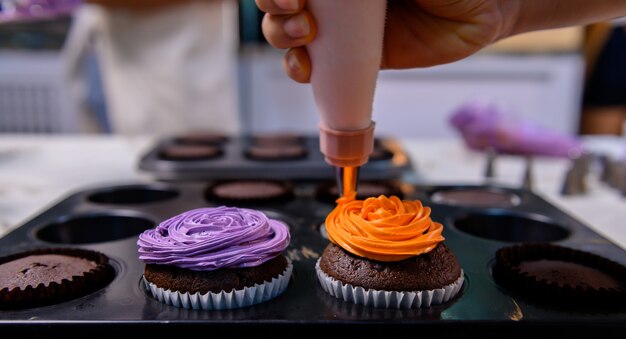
[138,206,292,310]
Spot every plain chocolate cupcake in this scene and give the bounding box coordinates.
[244,144,307,161]
[206,180,294,203]
[173,131,229,145]
[0,248,114,310]
[492,243,626,310]
[250,133,304,147]
[159,144,223,161]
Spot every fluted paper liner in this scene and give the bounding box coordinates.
[0,248,114,310]
[493,243,626,309]
[143,260,292,310]
[316,259,464,309]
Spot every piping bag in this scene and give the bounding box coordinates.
[450,100,584,157]
[306,0,387,198]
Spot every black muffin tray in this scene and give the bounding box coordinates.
[1,181,625,338]
[138,135,412,181]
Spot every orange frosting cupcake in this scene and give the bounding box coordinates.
[325,195,445,262]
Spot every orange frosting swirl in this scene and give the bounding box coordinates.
[325,195,445,262]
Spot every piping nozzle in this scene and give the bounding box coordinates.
[319,122,375,168]
[334,166,360,198]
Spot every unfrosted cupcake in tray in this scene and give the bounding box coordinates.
[245,133,307,161]
[249,133,304,147]
[244,144,307,161]
[0,248,114,310]
[316,195,464,309]
[137,206,292,310]
[159,144,223,161]
[173,130,229,145]
[493,243,626,310]
[206,180,294,203]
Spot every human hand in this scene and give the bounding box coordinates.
[256,0,516,83]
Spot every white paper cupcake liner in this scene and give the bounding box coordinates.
[315,259,464,309]
[143,259,293,310]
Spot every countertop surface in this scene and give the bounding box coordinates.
[0,134,625,250]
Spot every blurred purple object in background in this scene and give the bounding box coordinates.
[450,100,584,158]
[0,0,81,23]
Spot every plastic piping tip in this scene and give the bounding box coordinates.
[319,122,375,168]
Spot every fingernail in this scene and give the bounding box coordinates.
[275,0,299,11]
[286,50,301,74]
[284,13,310,38]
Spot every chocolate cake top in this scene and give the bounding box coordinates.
[0,254,96,291]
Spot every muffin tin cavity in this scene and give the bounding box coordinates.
[36,213,155,244]
[453,211,570,243]
[430,188,521,208]
[87,186,179,204]
[1,182,624,335]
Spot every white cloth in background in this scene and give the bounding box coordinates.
[63,0,240,135]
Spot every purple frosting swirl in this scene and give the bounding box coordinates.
[137,206,290,271]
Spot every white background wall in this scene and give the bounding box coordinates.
[239,47,585,138]
[0,51,80,133]
[1,46,584,137]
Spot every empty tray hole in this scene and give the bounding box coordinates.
[454,212,569,243]
[88,187,179,204]
[37,214,155,244]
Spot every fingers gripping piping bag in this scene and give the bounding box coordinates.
[306,0,387,197]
